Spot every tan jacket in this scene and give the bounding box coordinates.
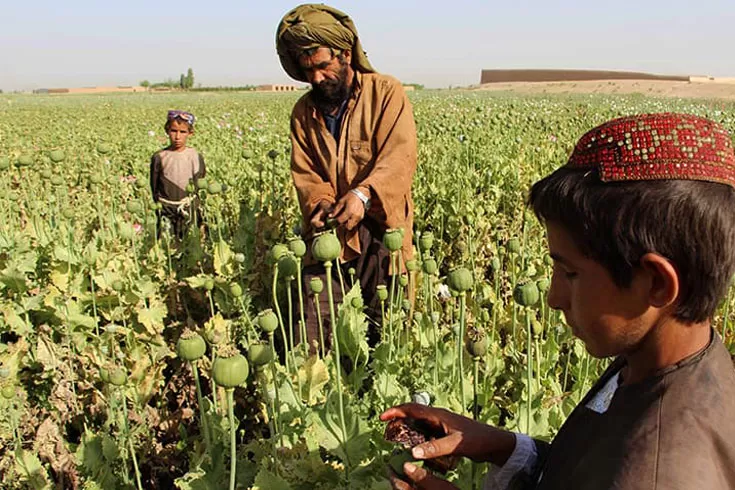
[289,72,417,266]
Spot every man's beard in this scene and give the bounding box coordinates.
[311,60,350,113]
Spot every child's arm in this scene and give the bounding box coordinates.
[150,154,161,201]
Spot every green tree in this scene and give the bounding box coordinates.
[139,80,150,88]
[185,68,194,89]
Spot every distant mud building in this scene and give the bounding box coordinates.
[480,70,689,84]
[256,84,302,92]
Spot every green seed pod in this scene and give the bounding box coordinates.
[399,275,409,287]
[50,175,64,186]
[490,257,500,272]
[447,267,473,293]
[0,366,9,379]
[267,149,279,160]
[544,255,554,266]
[234,253,246,264]
[111,280,124,292]
[177,330,207,361]
[203,278,215,291]
[376,284,388,302]
[126,201,143,215]
[513,281,540,307]
[467,334,488,358]
[207,182,222,194]
[97,142,112,155]
[402,299,411,312]
[186,182,196,193]
[99,365,110,383]
[212,345,249,388]
[312,232,341,262]
[89,174,103,184]
[507,238,522,255]
[419,231,434,252]
[532,320,544,337]
[196,178,208,190]
[41,169,53,180]
[248,343,273,367]
[431,311,441,324]
[270,243,289,262]
[382,228,404,252]
[256,309,279,333]
[405,259,420,272]
[241,149,254,159]
[351,296,364,309]
[229,283,243,298]
[347,267,356,277]
[0,157,10,170]
[277,254,299,279]
[537,278,550,292]
[455,240,467,254]
[48,149,65,163]
[309,277,324,294]
[17,155,33,167]
[288,237,307,258]
[109,367,128,386]
[2,385,15,399]
[422,258,438,275]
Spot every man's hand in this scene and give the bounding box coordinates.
[388,464,459,490]
[329,192,365,230]
[380,403,516,466]
[310,201,334,229]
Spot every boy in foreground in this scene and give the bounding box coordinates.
[382,113,735,489]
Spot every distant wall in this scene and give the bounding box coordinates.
[256,84,301,92]
[480,69,689,84]
[34,86,146,94]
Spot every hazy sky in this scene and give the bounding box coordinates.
[2,0,735,91]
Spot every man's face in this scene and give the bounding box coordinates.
[298,46,353,110]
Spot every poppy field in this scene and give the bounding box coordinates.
[1,90,734,489]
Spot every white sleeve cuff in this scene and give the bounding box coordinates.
[482,434,538,490]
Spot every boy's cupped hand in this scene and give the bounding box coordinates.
[387,462,459,490]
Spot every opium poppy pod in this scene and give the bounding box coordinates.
[212,345,249,388]
[248,343,273,367]
[312,232,341,262]
[177,330,207,361]
[513,281,540,307]
[447,267,473,293]
[376,284,389,302]
[309,277,324,294]
[97,142,112,155]
[49,149,65,163]
[256,309,279,333]
[507,238,522,255]
[383,228,404,252]
[288,237,307,258]
[277,254,299,279]
[406,259,420,272]
[419,231,434,252]
[270,243,290,262]
[422,258,438,275]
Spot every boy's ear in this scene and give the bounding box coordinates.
[639,253,679,309]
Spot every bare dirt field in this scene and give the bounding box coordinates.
[474,80,735,101]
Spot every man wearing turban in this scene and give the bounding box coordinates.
[276,4,417,348]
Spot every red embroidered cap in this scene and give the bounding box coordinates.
[566,113,735,188]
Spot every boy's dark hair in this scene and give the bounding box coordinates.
[164,119,194,132]
[530,166,735,323]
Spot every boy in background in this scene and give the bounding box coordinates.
[150,110,206,238]
[383,113,735,490]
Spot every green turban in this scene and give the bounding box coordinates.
[276,4,376,83]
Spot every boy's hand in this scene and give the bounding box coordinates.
[310,201,334,229]
[388,464,459,490]
[329,192,365,230]
[380,403,516,465]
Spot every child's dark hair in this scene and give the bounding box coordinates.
[164,119,194,132]
[530,167,735,323]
